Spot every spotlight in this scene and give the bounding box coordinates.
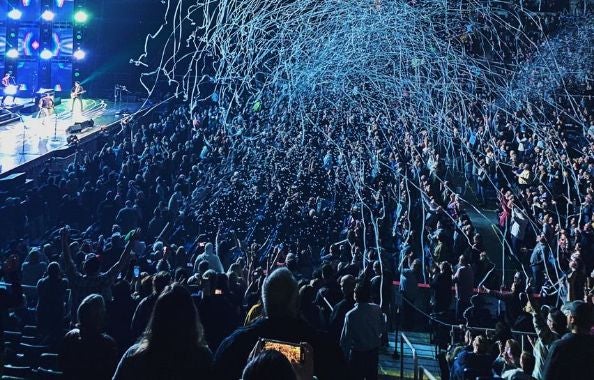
[74,10,88,23]
[40,49,53,60]
[73,49,86,60]
[41,10,55,21]
[7,9,22,20]
[6,48,19,59]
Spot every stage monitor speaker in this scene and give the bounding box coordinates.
[66,119,94,134]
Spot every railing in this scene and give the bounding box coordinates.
[418,366,439,380]
[400,332,418,380]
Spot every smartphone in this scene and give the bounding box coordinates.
[133,265,140,278]
[259,339,304,363]
[214,289,223,295]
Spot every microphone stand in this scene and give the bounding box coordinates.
[4,107,28,157]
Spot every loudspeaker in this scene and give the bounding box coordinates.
[66,119,94,134]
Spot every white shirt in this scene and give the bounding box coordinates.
[340,302,385,353]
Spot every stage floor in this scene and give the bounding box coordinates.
[0,97,142,175]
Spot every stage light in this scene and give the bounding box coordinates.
[40,49,53,60]
[73,49,86,60]
[74,10,88,23]
[41,10,55,21]
[6,49,19,59]
[7,9,22,20]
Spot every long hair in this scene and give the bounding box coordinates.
[137,283,207,359]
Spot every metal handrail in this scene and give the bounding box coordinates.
[400,332,418,380]
[418,366,438,380]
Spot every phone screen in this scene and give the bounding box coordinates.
[133,266,140,278]
[262,340,303,363]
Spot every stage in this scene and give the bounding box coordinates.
[0,96,143,176]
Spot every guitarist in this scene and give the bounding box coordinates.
[71,81,85,113]
[1,71,15,107]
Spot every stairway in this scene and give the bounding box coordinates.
[379,331,441,379]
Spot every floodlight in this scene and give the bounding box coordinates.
[40,49,53,60]
[6,48,19,59]
[73,49,86,60]
[74,10,88,23]
[41,10,55,21]
[7,9,22,20]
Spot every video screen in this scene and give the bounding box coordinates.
[51,27,73,57]
[0,27,6,55]
[54,0,74,23]
[18,27,41,57]
[50,61,71,91]
[16,60,39,93]
[18,0,42,23]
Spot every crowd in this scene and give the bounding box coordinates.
[0,3,593,380]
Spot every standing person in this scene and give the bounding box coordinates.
[453,255,474,322]
[430,261,453,315]
[61,227,137,313]
[542,300,594,380]
[113,284,213,379]
[214,267,347,380]
[0,256,24,371]
[340,282,386,380]
[1,71,14,106]
[71,81,85,114]
[36,262,68,346]
[525,298,566,380]
[399,258,422,329]
[38,93,55,126]
[59,294,119,380]
[328,275,356,341]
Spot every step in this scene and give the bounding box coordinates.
[379,331,442,379]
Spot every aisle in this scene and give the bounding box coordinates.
[379,331,441,379]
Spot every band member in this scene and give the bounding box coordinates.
[1,72,15,106]
[71,81,85,113]
[39,93,55,125]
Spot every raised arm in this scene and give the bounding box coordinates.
[104,229,139,281]
[61,227,81,281]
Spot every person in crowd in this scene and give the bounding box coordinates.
[542,300,594,379]
[493,338,522,376]
[502,351,537,380]
[450,335,492,380]
[113,284,213,379]
[61,227,137,313]
[194,242,224,273]
[106,280,138,354]
[213,267,347,380]
[453,255,474,322]
[21,248,48,287]
[526,299,567,380]
[36,261,68,345]
[400,258,422,329]
[59,294,118,380]
[328,274,356,340]
[242,350,298,380]
[340,282,386,380]
[0,257,24,369]
[196,271,240,352]
[430,261,453,315]
[130,271,171,340]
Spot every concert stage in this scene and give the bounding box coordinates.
[0,96,144,176]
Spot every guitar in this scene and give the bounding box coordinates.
[71,89,86,99]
